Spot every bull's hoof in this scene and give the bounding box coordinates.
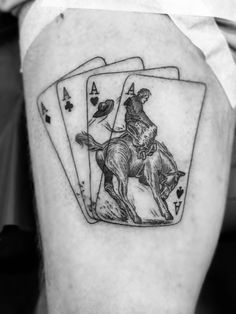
[120,210,129,222]
[164,212,173,221]
[133,216,142,224]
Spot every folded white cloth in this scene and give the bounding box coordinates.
[2,0,236,21]
[39,0,236,21]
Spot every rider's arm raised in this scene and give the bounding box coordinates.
[21,8,235,314]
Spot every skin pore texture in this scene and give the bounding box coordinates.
[21,9,235,314]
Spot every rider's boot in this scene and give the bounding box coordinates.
[147,142,157,156]
[164,211,173,221]
[136,147,145,159]
[140,151,146,160]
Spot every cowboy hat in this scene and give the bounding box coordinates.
[93,99,114,118]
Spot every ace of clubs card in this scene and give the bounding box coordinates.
[56,57,145,220]
[95,74,206,226]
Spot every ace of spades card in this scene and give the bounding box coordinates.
[86,66,180,213]
[56,57,145,220]
[37,57,107,224]
[93,74,206,226]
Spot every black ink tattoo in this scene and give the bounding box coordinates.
[37,56,206,227]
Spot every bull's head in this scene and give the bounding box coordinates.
[160,170,185,200]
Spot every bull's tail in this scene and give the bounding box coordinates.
[75,132,104,152]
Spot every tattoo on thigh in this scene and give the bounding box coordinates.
[37,56,206,227]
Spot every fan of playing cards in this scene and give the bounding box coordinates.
[37,56,206,227]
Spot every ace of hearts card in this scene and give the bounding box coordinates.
[86,66,180,214]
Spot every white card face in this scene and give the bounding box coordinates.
[86,66,180,210]
[93,74,206,226]
[62,57,107,79]
[37,57,106,224]
[56,57,145,221]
